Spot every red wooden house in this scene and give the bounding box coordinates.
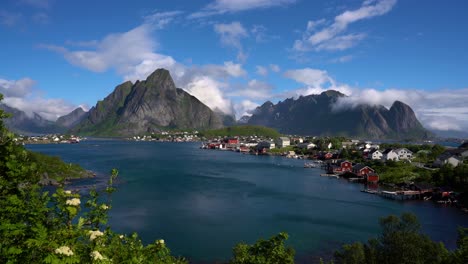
[352,164,375,177]
[365,172,379,183]
[226,137,239,144]
[329,160,353,174]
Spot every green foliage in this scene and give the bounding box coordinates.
[230,232,295,264]
[200,125,281,138]
[334,213,451,264]
[0,94,186,263]
[27,151,90,181]
[432,164,468,191]
[269,146,295,154]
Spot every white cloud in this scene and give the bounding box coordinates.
[189,0,296,18]
[214,22,248,49]
[229,79,274,100]
[269,64,280,72]
[143,11,183,29]
[293,0,397,52]
[282,68,352,99]
[333,88,468,131]
[0,77,81,121]
[234,100,260,117]
[184,76,233,114]
[284,68,333,87]
[43,24,161,74]
[256,65,268,76]
[214,22,248,61]
[0,78,36,98]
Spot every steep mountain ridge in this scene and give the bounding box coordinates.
[247,90,430,139]
[0,104,65,135]
[56,107,88,128]
[72,69,223,136]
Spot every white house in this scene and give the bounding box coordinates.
[395,148,413,160]
[275,137,290,148]
[434,150,465,167]
[369,150,383,160]
[434,154,462,167]
[298,142,316,150]
[257,141,275,150]
[383,149,399,161]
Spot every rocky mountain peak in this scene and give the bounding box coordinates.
[145,68,176,90]
[320,90,346,98]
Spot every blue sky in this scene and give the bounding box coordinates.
[1,0,468,132]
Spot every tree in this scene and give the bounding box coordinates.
[334,213,450,264]
[230,232,295,264]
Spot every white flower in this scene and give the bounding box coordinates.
[65,198,81,206]
[119,235,124,239]
[100,204,109,210]
[90,250,105,260]
[64,190,72,195]
[55,246,74,256]
[157,239,165,245]
[88,230,104,241]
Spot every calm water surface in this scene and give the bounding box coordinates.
[27,140,468,262]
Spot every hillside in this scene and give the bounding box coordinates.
[199,125,281,138]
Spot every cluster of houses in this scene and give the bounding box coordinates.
[14,134,82,144]
[434,143,468,167]
[326,160,380,183]
[130,131,200,142]
[202,136,293,153]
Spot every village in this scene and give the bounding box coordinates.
[201,135,468,208]
[13,134,84,144]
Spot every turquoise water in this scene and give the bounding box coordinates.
[27,141,468,262]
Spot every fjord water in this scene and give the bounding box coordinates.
[28,141,468,262]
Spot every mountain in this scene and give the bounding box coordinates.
[237,115,251,124]
[72,69,223,136]
[56,107,88,128]
[0,104,65,135]
[216,111,237,126]
[247,90,431,139]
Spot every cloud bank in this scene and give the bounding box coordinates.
[0,77,80,121]
[189,0,296,18]
[293,0,397,52]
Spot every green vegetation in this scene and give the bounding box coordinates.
[27,151,91,182]
[231,232,295,264]
[364,160,433,183]
[199,125,281,138]
[269,146,295,154]
[332,213,467,264]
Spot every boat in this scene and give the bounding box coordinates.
[304,162,318,168]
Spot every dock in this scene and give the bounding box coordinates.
[320,173,339,178]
